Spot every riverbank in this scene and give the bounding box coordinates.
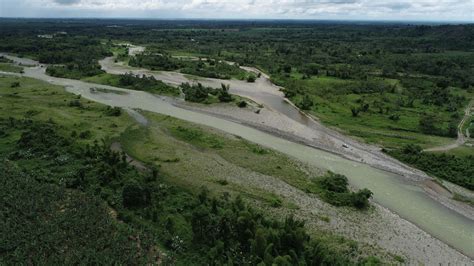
[1,55,473,261]
[99,55,443,182]
[175,101,474,220]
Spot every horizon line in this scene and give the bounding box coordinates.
[0,17,472,25]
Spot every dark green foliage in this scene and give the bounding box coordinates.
[351,107,360,117]
[46,62,104,79]
[129,52,179,71]
[186,193,354,265]
[10,81,20,88]
[118,72,177,95]
[218,83,233,102]
[79,130,92,139]
[247,74,256,82]
[237,100,248,108]
[0,34,110,79]
[389,113,400,121]
[419,113,454,137]
[122,182,151,207]
[388,145,474,190]
[297,95,314,110]
[0,163,156,265]
[68,99,83,108]
[181,82,212,103]
[181,60,246,80]
[319,173,349,193]
[129,51,249,79]
[316,173,373,209]
[180,82,234,103]
[0,118,375,264]
[104,106,122,116]
[0,119,157,264]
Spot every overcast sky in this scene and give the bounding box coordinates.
[0,0,472,22]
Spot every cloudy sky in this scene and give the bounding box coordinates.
[0,0,472,22]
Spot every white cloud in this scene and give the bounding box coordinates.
[0,0,472,21]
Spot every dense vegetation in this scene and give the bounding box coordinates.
[84,72,179,96]
[387,145,474,190]
[0,75,382,264]
[315,173,373,209]
[181,82,233,103]
[129,48,252,80]
[0,117,374,265]
[0,33,110,79]
[0,19,472,189]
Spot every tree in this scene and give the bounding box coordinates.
[402,144,422,155]
[351,189,373,209]
[297,95,313,110]
[447,122,457,138]
[218,83,233,102]
[419,114,438,134]
[319,173,349,193]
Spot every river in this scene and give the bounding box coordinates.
[1,55,473,258]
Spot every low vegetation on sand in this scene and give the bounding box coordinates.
[180,82,233,104]
[82,72,179,96]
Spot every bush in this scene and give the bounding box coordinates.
[10,81,20,88]
[68,99,83,108]
[118,73,177,95]
[297,95,313,110]
[122,182,151,208]
[181,82,211,103]
[237,100,248,108]
[319,173,349,193]
[105,106,122,116]
[317,173,373,209]
[218,83,233,103]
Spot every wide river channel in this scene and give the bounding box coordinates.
[4,60,473,257]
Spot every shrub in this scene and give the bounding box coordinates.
[247,74,256,82]
[297,95,313,110]
[10,81,20,88]
[68,99,83,108]
[316,173,373,209]
[237,100,247,108]
[105,106,122,116]
[218,83,233,103]
[122,182,151,208]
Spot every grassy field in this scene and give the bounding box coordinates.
[119,111,322,198]
[283,75,472,152]
[0,74,135,143]
[0,63,23,73]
